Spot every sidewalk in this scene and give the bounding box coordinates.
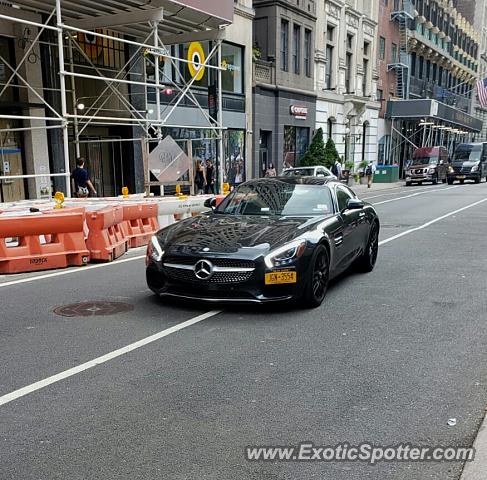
[349,181,404,194]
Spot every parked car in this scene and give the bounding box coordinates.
[405,147,449,186]
[282,166,337,179]
[146,177,380,308]
[447,143,487,184]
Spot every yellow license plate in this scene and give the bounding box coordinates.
[265,271,297,285]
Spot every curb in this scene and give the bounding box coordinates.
[460,411,487,480]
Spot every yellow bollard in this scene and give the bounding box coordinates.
[54,191,65,209]
[122,186,129,198]
[223,183,231,195]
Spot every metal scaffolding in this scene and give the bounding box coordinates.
[0,0,231,197]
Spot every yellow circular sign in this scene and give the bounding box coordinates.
[187,42,206,81]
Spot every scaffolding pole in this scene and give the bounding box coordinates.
[56,0,71,197]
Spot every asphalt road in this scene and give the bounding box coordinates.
[2,182,487,480]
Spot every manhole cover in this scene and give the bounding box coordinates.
[54,301,134,317]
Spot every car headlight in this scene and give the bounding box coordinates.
[448,166,454,173]
[264,240,307,269]
[147,235,164,263]
[428,168,436,174]
[471,164,480,172]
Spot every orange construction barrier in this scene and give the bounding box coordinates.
[121,203,159,248]
[0,212,89,274]
[86,206,128,262]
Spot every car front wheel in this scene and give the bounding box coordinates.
[357,222,379,273]
[302,245,329,309]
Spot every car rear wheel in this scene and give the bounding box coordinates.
[302,245,329,309]
[356,222,379,273]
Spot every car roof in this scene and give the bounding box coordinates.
[242,176,338,187]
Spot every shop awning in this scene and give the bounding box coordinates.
[386,99,482,132]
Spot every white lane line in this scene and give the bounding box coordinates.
[0,310,221,408]
[372,185,460,206]
[0,254,146,289]
[379,196,487,246]
[361,185,446,200]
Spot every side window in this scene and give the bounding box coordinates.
[336,186,354,212]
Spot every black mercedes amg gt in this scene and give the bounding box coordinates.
[146,177,380,308]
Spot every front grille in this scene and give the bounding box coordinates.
[415,168,426,174]
[164,266,253,284]
[164,256,255,269]
[453,166,471,174]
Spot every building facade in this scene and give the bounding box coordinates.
[457,0,487,141]
[377,0,482,170]
[252,0,317,176]
[314,0,380,170]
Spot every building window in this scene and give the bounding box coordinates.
[379,37,386,60]
[411,52,417,76]
[223,129,246,187]
[345,52,353,93]
[281,19,289,72]
[377,89,383,102]
[221,42,243,94]
[304,29,312,77]
[327,118,334,140]
[327,25,335,42]
[363,58,369,96]
[325,45,333,88]
[391,43,398,63]
[284,126,309,167]
[293,24,301,74]
[364,41,370,57]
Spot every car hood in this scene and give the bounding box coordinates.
[158,214,327,255]
[410,163,434,169]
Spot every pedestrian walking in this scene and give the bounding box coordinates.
[71,157,97,198]
[265,164,277,177]
[194,161,206,195]
[365,160,376,189]
[331,160,342,180]
[205,159,215,194]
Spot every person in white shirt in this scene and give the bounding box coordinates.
[365,161,377,188]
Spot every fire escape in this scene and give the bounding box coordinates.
[388,0,416,99]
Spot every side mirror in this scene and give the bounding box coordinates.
[344,198,365,211]
[204,197,217,209]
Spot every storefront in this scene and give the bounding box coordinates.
[146,39,249,190]
[253,87,316,176]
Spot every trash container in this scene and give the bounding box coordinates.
[373,165,400,183]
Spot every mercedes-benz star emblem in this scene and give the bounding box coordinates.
[194,259,214,280]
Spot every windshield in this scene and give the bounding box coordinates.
[283,168,319,177]
[216,181,334,217]
[454,145,482,162]
[412,156,438,165]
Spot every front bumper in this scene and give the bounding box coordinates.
[146,258,308,305]
[448,172,478,181]
[405,174,434,182]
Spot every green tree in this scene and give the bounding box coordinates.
[323,137,340,169]
[300,128,326,166]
